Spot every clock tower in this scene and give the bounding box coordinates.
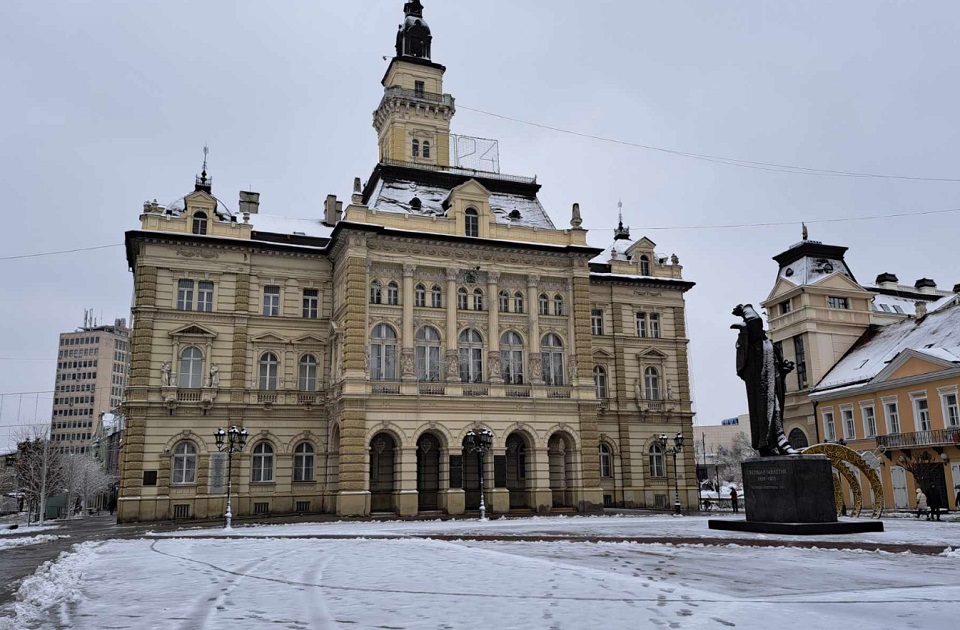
[373,1,456,167]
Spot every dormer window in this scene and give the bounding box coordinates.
[192,212,208,235]
[639,255,651,276]
[465,208,479,237]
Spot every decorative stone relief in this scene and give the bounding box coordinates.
[566,355,579,382]
[444,350,460,381]
[529,355,543,381]
[160,362,172,387]
[400,348,415,377]
[488,351,503,382]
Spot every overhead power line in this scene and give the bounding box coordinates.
[458,104,960,182]
[0,243,123,261]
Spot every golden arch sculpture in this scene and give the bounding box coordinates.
[802,443,884,518]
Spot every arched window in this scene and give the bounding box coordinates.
[252,442,274,482]
[299,354,318,391]
[498,290,509,313]
[644,367,661,401]
[178,347,203,389]
[371,324,398,381]
[293,442,315,482]
[259,352,279,390]
[387,281,399,306]
[431,285,443,308]
[554,294,564,316]
[172,442,197,484]
[500,332,524,385]
[649,444,665,477]
[513,291,525,314]
[640,255,651,276]
[422,141,431,158]
[192,211,208,236]
[415,326,442,382]
[788,428,809,450]
[594,366,608,399]
[370,280,382,305]
[412,139,420,158]
[415,284,427,307]
[539,293,550,316]
[459,328,484,383]
[599,443,613,478]
[465,208,479,238]
[457,287,468,310]
[473,288,484,311]
[541,333,564,386]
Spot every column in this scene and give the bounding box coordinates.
[444,268,459,382]
[401,264,416,382]
[565,277,578,387]
[526,275,542,384]
[487,271,503,383]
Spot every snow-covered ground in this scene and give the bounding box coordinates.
[0,525,59,537]
[0,535,63,551]
[151,514,960,548]
[3,531,957,630]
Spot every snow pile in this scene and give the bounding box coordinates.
[0,524,59,537]
[941,547,960,558]
[0,534,63,551]
[0,542,98,630]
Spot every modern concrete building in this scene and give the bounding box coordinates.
[117,1,697,523]
[52,316,130,454]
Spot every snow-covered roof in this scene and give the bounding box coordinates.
[249,214,334,239]
[779,257,851,285]
[813,304,960,392]
[609,239,632,261]
[165,194,234,221]
[367,177,556,230]
[870,294,913,315]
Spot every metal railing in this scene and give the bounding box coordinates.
[382,85,454,107]
[379,159,537,185]
[878,429,960,449]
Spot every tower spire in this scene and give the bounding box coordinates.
[614,199,631,240]
[195,145,212,193]
[396,0,432,59]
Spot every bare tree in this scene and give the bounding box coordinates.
[13,426,64,525]
[714,431,758,486]
[61,454,113,516]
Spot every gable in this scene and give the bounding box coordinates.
[811,272,868,292]
[638,348,669,360]
[294,334,325,345]
[251,333,287,344]
[886,355,953,382]
[169,324,217,338]
[626,237,657,256]
[764,277,800,304]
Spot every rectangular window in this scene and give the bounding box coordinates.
[636,313,647,338]
[591,309,604,336]
[823,411,836,442]
[842,408,856,440]
[779,300,792,315]
[414,80,425,98]
[861,405,877,438]
[941,392,959,428]
[649,314,661,338]
[793,335,808,389]
[197,281,214,312]
[302,289,319,319]
[914,397,931,431]
[262,286,281,316]
[827,296,849,309]
[177,280,194,311]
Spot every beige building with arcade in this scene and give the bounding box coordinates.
[118,1,697,523]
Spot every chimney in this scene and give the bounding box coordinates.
[875,272,899,290]
[351,178,363,205]
[239,191,260,215]
[915,301,928,319]
[914,278,937,296]
[953,283,960,294]
[324,194,343,226]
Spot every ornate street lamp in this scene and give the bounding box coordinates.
[214,425,249,529]
[660,432,684,515]
[464,428,494,521]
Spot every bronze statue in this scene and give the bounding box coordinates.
[732,304,799,457]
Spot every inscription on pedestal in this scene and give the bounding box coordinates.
[743,455,837,524]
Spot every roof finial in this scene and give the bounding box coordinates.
[195,145,213,193]
[802,222,809,241]
[614,199,631,240]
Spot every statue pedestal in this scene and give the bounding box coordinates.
[708,456,883,535]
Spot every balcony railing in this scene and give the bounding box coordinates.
[372,382,401,395]
[546,387,572,399]
[297,393,319,405]
[878,429,960,449]
[463,385,489,397]
[382,85,454,107]
[418,383,446,396]
[177,389,202,402]
[505,385,532,398]
[257,392,278,404]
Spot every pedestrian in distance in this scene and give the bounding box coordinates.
[915,488,928,519]
[927,487,942,522]
[730,487,739,514]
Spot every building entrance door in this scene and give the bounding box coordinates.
[370,433,397,513]
[505,433,529,509]
[891,466,909,509]
[951,463,960,510]
[417,434,441,512]
[462,440,481,510]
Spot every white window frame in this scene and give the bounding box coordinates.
[177,279,194,311]
[938,387,960,428]
[649,444,665,478]
[649,313,661,339]
[415,326,443,382]
[540,334,565,386]
[644,367,661,401]
[414,284,427,308]
[197,281,214,312]
[458,329,484,384]
[591,309,604,336]
[599,443,613,478]
[911,392,931,432]
[262,286,281,317]
[251,442,275,483]
[259,352,279,390]
[302,289,319,319]
[371,324,398,381]
[172,442,197,485]
[636,312,647,338]
[881,396,900,434]
[513,292,525,314]
[822,409,836,442]
[859,401,877,438]
[431,285,442,309]
[840,405,856,440]
[293,442,315,482]
[500,332,525,385]
[593,366,608,399]
[178,346,204,389]
[298,354,318,391]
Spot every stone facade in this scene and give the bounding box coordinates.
[117,2,697,522]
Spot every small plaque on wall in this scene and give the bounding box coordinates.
[208,453,226,494]
[142,471,158,486]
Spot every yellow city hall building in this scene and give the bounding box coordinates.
[118,1,696,522]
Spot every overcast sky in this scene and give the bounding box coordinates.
[2,1,959,451]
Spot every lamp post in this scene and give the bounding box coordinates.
[660,431,684,515]
[214,426,248,529]
[464,428,493,521]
